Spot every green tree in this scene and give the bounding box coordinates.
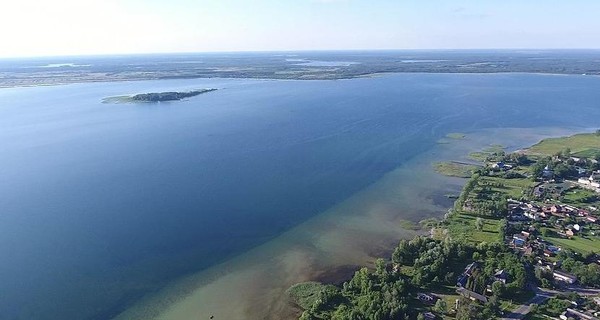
[475,217,484,231]
[434,298,448,314]
[491,280,505,297]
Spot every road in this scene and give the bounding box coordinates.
[500,288,555,320]
[500,285,600,320]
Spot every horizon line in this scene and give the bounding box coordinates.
[2,48,600,60]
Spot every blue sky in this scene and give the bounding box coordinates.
[1,0,599,57]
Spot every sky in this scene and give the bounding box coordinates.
[1,0,600,58]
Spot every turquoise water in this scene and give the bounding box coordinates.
[1,73,600,319]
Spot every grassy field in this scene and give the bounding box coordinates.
[545,234,600,254]
[526,133,600,157]
[434,162,480,178]
[445,212,503,244]
[480,176,535,199]
[562,187,600,208]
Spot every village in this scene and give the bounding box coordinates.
[452,146,600,319]
[290,133,600,320]
[418,134,600,320]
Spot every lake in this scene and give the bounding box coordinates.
[1,72,599,319]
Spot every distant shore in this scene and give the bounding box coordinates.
[3,50,600,88]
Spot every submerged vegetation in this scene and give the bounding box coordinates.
[434,162,480,178]
[446,133,466,140]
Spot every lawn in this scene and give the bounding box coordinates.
[527,133,600,157]
[545,234,600,254]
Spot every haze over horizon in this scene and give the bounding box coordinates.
[1,0,600,58]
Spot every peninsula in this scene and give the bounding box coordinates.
[102,88,217,104]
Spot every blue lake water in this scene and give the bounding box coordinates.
[1,73,600,319]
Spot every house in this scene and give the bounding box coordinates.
[513,238,525,247]
[513,233,527,241]
[417,293,437,304]
[463,262,479,277]
[456,287,488,303]
[423,312,437,320]
[493,269,508,284]
[534,186,545,198]
[587,216,598,223]
[560,308,598,320]
[565,205,578,212]
[575,166,588,176]
[457,275,468,288]
[553,270,577,284]
[523,246,534,256]
[513,234,527,247]
[566,229,575,237]
[542,166,554,179]
[544,249,556,257]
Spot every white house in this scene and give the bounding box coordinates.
[553,270,577,284]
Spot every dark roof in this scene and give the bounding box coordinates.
[456,287,488,303]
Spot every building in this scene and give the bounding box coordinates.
[493,270,508,284]
[512,234,527,247]
[417,293,437,304]
[423,312,437,320]
[560,308,598,320]
[542,166,554,179]
[566,229,575,237]
[456,287,488,303]
[553,270,577,284]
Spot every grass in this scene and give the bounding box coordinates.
[434,162,480,178]
[527,133,600,157]
[562,187,600,208]
[427,286,461,319]
[286,282,328,309]
[572,148,600,159]
[468,145,506,161]
[445,212,503,244]
[545,234,600,254]
[479,176,535,199]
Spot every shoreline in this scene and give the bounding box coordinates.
[2,71,599,90]
[114,127,583,320]
[290,129,600,319]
